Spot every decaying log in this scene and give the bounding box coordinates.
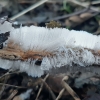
[0,47,100,61]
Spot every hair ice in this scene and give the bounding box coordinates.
[0,22,100,77]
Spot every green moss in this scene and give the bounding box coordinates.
[61,1,73,13]
[45,21,61,28]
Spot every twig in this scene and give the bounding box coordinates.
[91,1,100,5]
[0,70,12,99]
[41,79,56,100]
[35,74,49,100]
[18,0,100,4]
[0,69,12,79]
[0,83,27,89]
[62,76,80,100]
[56,88,65,100]
[68,0,100,12]
[10,0,49,20]
[46,8,93,21]
[0,76,9,99]
[0,70,20,79]
[7,90,18,100]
